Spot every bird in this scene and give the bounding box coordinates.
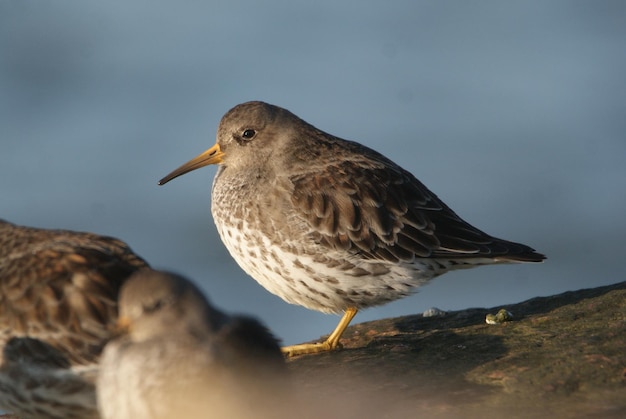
[97,269,288,419]
[157,101,546,357]
[0,219,148,418]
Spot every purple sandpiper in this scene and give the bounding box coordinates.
[0,219,148,417]
[158,101,545,356]
[97,269,287,419]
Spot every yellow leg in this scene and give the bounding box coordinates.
[281,307,358,357]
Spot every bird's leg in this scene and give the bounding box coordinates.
[281,307,358,357]
[324,306,358,349]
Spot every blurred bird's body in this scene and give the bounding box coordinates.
[0,219,148,418]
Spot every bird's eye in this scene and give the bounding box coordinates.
[242,129,256,139]
[144,299,165,313]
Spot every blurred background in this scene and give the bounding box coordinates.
[1,1,624,346]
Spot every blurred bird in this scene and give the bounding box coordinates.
[97,269,288,419]
[0,219,148,418]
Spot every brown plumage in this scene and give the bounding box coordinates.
[0,219,148,418]
[158,101,545,356]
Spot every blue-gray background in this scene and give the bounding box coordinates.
[1,1,624,345]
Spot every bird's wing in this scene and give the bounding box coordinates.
[290,160,543,263]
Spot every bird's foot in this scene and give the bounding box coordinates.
[282,307,357,357]
[281,338,343,357]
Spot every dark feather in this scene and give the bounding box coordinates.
[0,219,149,366]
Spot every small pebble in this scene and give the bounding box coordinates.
[423,307,447,317]
[486,309,514,324]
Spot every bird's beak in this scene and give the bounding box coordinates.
[112,315,132,337]
[158,143,224,185]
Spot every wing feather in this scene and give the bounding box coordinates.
[290,158,544,263]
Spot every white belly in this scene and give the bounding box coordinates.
[214,216,439,313]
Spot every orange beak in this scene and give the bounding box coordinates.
[112,315,132,337]
[158,143,224,185]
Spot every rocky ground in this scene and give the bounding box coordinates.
[288,281,626,418]
[1,282,623,418]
